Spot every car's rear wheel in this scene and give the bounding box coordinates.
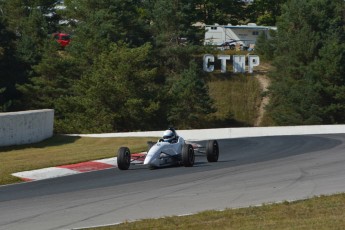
[182,144,195,167]
[206,140,219,162]
[117,147,131,170]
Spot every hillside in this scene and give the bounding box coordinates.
[206,56,271,128]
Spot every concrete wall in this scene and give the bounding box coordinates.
[0,109,54,147]
[72,124,345,141]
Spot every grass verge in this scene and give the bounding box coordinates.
[0,135,158,185]
[83,193,345,230]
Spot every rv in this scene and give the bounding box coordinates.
[204,23,276,50]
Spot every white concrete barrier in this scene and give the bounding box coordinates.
[0,109,54,147]
[70,125,345,141]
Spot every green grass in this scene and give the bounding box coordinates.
[207,73,262,127]
[0,135,158,185]
[83,193,345,230]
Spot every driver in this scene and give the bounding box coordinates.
[162,128,178,143]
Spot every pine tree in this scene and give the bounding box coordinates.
[147,0,216,129]
[246,0,287,26]
[61,0,151,80]
[267,0,345,125]
[57,43,161,133]
[255,29,276,61]
[0,15,16,111]
[168,61,216,129]
[0,0,58,111]
[195,0,246,25]
[16,40,79,110]
[1,0,56,64]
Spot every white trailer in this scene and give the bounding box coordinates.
[204,23,276,50]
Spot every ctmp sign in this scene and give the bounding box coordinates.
[203,54,260,73]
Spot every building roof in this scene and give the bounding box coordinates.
[206,24,277,31]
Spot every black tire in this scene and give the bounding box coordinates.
[182,144,195,167]
[206,140,219,162]
[117,147,131,170]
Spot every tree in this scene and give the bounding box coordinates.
[195,0,246,25]
[17,0,155,129]
[0,9,23,111]
[267,0,345,125]
[246,0,287,26]
[56,43,162,133]
[167,61,216,128]
[65,0,150,47]
[1,0,57,61]
[145,0,202,46]
[0,0,58,111]
[16,40,79,111]
[61,0,151,79]
[15,8,49,66]
[255,29,277,61]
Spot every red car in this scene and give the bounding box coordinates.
[53,33,71,48]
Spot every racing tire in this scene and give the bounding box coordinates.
[206,140,219,162]
[117,147,131,170]
[182,144,195,167]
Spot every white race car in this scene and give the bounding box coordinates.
[116,134,219,170]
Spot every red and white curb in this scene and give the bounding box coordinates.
[12,153,147,182]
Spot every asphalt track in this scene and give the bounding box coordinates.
[1,134,345,230]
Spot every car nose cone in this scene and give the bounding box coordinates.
[143,154,152,165]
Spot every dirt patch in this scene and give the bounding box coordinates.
[254,73,270,127]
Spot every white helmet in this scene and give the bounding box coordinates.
[163,129,176,143]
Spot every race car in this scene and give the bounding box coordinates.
[116,131,219,170]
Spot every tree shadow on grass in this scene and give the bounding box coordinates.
[0,135,81,152]
[201,116,252,129]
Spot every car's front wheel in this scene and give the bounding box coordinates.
[182,144,195,167]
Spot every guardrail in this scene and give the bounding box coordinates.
[3,109,343,146]
[70,125,345,141]
[0,109,54,147]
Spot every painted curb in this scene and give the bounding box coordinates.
[12,158,116,181]
[12,154,147,182]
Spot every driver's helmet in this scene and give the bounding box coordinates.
[163,129,176,143]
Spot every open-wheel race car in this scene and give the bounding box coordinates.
[116,128,219,170]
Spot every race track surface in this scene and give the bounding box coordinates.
[1,134,345,230]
